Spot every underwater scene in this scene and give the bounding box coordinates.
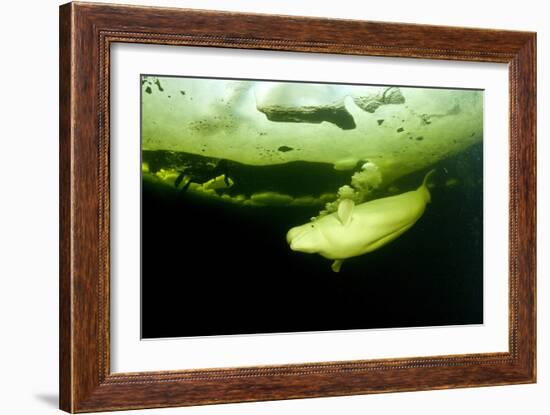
[141,75,483,339]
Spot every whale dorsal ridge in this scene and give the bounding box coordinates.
[337,199,355,226]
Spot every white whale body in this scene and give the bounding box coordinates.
[286,170,435,272]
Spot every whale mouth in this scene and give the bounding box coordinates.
[286,226,306,244]
[288,230,319,254]
[142,149,361,207]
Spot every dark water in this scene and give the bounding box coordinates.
[141,144,483,338]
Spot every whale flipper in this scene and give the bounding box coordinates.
[331,259,344,273]
[337,199,355,226]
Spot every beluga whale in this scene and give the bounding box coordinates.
[286,169,436,272]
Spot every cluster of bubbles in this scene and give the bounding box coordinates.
[314,161,382,220]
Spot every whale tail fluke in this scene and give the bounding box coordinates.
[423,169,436,188]
[419,169,436,203]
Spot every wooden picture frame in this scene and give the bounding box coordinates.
[59,2,536,412]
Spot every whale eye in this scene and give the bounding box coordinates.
[311,225,315,228]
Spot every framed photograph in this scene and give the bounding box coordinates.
[59,2,536,412]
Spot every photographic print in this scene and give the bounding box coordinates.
[140,75,483,339]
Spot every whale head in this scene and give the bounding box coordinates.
[286,222,325,254]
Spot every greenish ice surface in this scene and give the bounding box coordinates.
[142,75,482,212]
